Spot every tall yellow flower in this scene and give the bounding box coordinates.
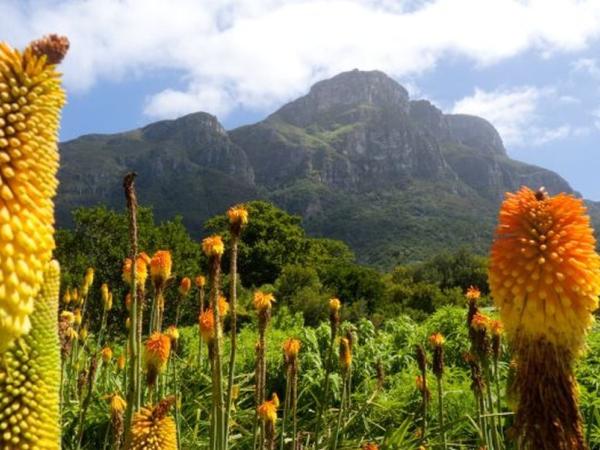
[122,256,148,287]
[227,204,249,236]
[339,337,352,373]
[0,260,61,448]
[489,187,600,449]
[202,234,224,257]
[150,250,172,288]
[126,397,177,450]
[0,36,68,351]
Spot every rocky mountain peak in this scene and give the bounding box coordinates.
[142,112,227,142]
[271,69,410,127]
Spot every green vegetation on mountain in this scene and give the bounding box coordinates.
[57,70,600,268]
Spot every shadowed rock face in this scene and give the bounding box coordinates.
[57,70,597,266]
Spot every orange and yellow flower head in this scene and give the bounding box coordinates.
[199,309,215,342]
[257,393,278,424]
[362,443,379,450]
[150,250,172,288]
[489,187,600,350]
[470,312,490,332]
[101,346,113,363]
[0,36,68,351]
[178,277,191,296]
[283,338,301,362]
[195,275,206,288]
[489,187,600,449]
[122,256,148,287]
[165,325,179,343]
[218,295,230,317]
[144,332,171,386]
[466,286,481,301]
[202,235,224,258]
[428,332,445,348]
[253,291,275,312]
[227,204,249,235]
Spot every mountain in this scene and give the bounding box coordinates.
[57,69,599,267]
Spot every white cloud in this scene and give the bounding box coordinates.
[571,58,600,79]
[452,86,575,147]
[3,0,600,119]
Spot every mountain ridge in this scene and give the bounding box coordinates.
[57,69,599,267]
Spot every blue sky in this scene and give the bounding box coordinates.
[4,0,600,199]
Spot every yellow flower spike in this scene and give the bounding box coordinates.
[227,204,249,235]
[195,275,206,288]
[101,282,113,311]
[150,250,172,289]
[218,294,230,317]
[117,354,126,371]
[329,297,341,313]
[79,326,88,342]
[101,346,113,364]
[202,234,224,257]
[122,256,148,287]
[73,307,82,325]
[60,310,74,325]
[339,337,352,373]
[84,267,94,289]
[126,397,177,450]
[253,290,275,312]
[0,36,68,352]
[165,325,179,343]
[110,393,127,415]
[489,187,600,449]
[178,276,191,296]
[0,260,61,448]
[62,288,71,304]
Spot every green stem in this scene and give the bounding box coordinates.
[280,366,291,450]
[225,237,239,450]
[315,328,337,446]
[436,376,447,450]
[331,374,347,450]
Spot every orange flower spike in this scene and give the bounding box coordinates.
[144,332,171,373]
[257,395,278,424]
[489,319,504,337]
[199,309,215,342]
[178,277,192,296]
[227,204,249,227]
[428,332,445,348]
[150,250,172,288]
[202,235,224,257]
[253,291,275,312]
[283,338,301,360]
[490,187,600,349]
[218,295,230,317]
[471,312,490,332]
[362,443,380,450]
[466,286,481,301]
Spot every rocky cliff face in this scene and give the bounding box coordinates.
[57,70,597,266]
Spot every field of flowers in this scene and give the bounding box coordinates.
[1,35,600,450]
